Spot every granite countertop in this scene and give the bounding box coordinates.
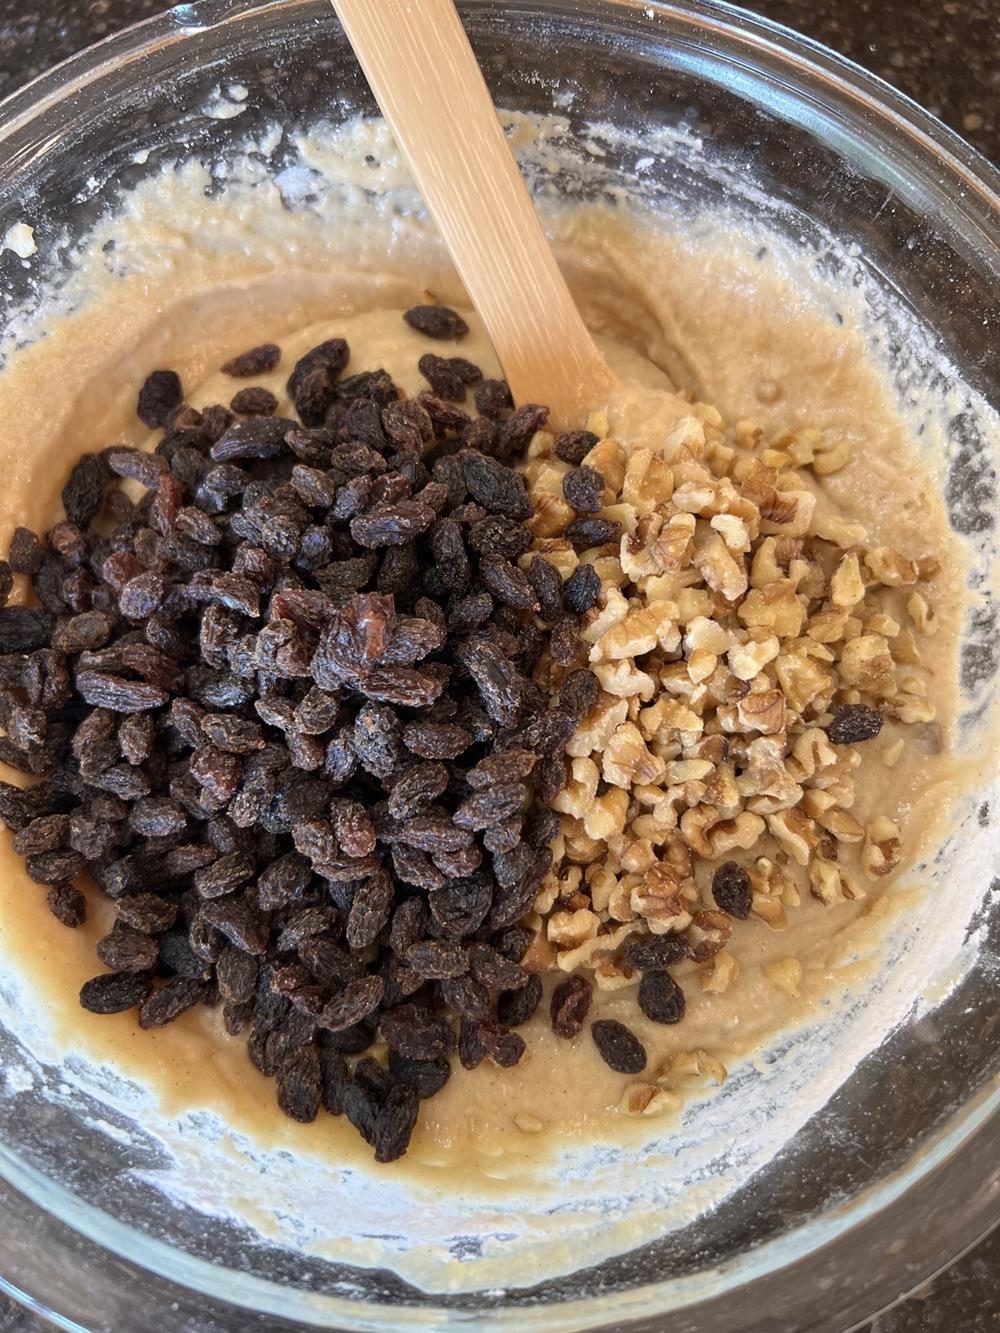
[0,1,997,1330]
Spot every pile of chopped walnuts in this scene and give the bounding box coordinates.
[517,401,940,1000]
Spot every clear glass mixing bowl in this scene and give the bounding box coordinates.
[0,2,998,1329]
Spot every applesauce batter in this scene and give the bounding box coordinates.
[0,119,989,1205]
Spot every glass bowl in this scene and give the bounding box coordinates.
[0,2,998,1330]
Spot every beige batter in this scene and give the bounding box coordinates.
[0,129,985,1193]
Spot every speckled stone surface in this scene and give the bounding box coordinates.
[0,1,996,1330]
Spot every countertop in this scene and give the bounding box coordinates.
[0,0,997,1330]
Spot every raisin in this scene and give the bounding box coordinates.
[553,429,599,465]
[460,451,532,519]
[318,1041,350,1114]
[47,881,87,928]
[388,1051,451,1099]
[117,893,178,935]
[591,1018,647,1074]
[828,705,884,745]
[565,517,622,550]
[473,378,512,417]
[550,975,592,1038]
[138,976,207,1028]
[458,1017,486,1070]
[403,305,469,340]
[0,608,55,653]
[137,370,183,429]
[401,722,472,760]
[380,1003,455,1062]
[276,1044,322,1123]
[638,971,686,1025]
[440,975,490,1020]
[80,970,153,1015]
[418,354,481,400]
[711,861,753,919]
[318,975,385,1032]
[346,870,394,950]
[74,672,168,713]
[496,404,548,461]
[405,939,468,980]
[350,500,436,549]
[96,927,159,973]
[222,343,281,377]
[496,975,542,1028]
[231,386,279,416]
[479,1022,526,1068]
[9,527,44,575]
[62,454,107,527]
[466,749,537,790]
[198,895,268,955]
[624,934,688,972]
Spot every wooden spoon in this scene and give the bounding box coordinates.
[331,0,618,429]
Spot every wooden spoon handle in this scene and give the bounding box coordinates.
[332,0,617,428]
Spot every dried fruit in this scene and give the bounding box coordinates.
[591,1018,647,1074]
[550,974,592,1038]
[828,705,884,745]
[137,370,183,429]
[562,465,604,513]
[222,343,281,377]
[711,861,753,919]
[637,971,686,1024]
[403,305,469,340]
[0,336,599,1163]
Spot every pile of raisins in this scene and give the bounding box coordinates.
[0,309,613,1161]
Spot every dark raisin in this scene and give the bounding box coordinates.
[624,934,688,972]
[460,451,532,518]
[231,386,279,416]
[345,870,394,950]
[711,861,753,919]
[400,721,472,760]
[9,527,44,575]
[418,354,481,400]
[403,305,469,340]
[222,343,281,377]
[496,974,542,1028]
[117,893,178,935]
[565,517,621,550]
[591,1018,647,1074]
[405,939,468,980]
[828,705,884,745]
[553,429,599,465]
[479,1021,526,1068]
[380,1004,455,1062]
[276,1045,322,1123]
[47,881,87,928]
[473,378,513,417]
[550,975,592,1039]
[138,976,207,1028]
[0,608,55,653]
[96,928,159,973]
[318,975,385,1032]
[62,454,107,527]
[638,971,686,1024]
[562,464,605,513]
[137,370,183,429]
[563,563,601,614]
[80,970,153,1015]
[388,1051,450,1099]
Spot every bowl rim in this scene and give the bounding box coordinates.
[0,2,997,1330]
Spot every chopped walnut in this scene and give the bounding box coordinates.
[522,404,939,996]
[764,958,803,996]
